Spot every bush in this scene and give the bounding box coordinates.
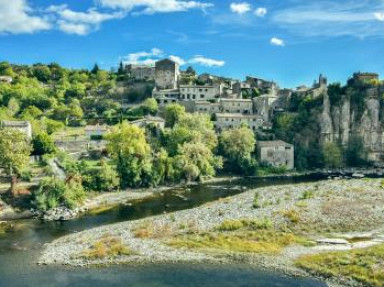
[253,192,261,209]
[32,132,56,155]
[34,176,86,211]
[217,220,244,231]
[82,161,119,192]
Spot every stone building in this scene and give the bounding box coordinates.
[253,95,279,122]
[179,85,222,101]
[214,113,264,132]
[0,76,13,84]
[153,89,180,106]
[1,120,32,139]
[154,59,180,90]
[257,140,294,169]
[246,76,278,95]
[131,116,165,130]
[295,74,328,99]
[348,72,379,86]
[219,99,253,114]
[125,64,155,80]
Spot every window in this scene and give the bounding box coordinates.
[192,95,196,99]
[200,95,205,98]
[205,89,208,92]
[199,89,202,92]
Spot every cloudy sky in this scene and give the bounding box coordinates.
[1,0,384,87]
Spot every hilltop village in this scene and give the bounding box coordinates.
[138,58,384,168]
[1,60,384,287]
[0,59,383,217]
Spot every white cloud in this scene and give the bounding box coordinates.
[255,7,267,17]
[374,12,384,21]
[189,56,225,67]
[270,37,285,47]
[98,0,213,14]
[169,55,186,65]
[0,0,51,34]
[272,2,384,38]
[230,2,251,14]
[47,5,124,35]
[57,21,90,36]
[122,49,225,68]
[123,48,164,65]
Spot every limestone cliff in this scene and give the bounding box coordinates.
[318,87,384,163]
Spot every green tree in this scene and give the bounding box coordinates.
[141,98,158,116]
[164,103,186,128]
[323,142,343,168]
[106,122,153,188]
[83,160,120,192]
[118,61,125,75]
[219,127,257,174]
[0,129,32,194]
[34,176,85,211]
[174,143,222,182]
[151,149,174,186]
[32,132,56,155]
[91,64,100,74]
[164,113,218,156]
[33,65,52,83]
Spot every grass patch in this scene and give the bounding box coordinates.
[252,192,261,209]
[216,218,273,232]
[80,235,133,260]
[168,217,309,255]
[168,230,307,255]
[133,221,177,239]
[296,244,384,287]
[281,209,301,224]
[300,190,314,200]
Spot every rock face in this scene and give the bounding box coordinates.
[319,86,384,165]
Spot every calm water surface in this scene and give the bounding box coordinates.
[0,176,328,287]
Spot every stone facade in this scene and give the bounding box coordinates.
[125,64,155,80]
[0,76,13,84]
[257,140,294,170]
[246,76,278,95]
[155,59,180,90]
[253,95,279,122]
[179,85,222,101]
[214,113,264,132]
[1,120,32,139]
[219,99,253,114]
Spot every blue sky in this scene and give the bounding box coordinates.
[1,0,384,88]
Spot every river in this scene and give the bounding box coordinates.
[0,176,328,287]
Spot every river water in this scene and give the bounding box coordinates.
[0,176,328,287]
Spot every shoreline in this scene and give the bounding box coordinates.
[39,178,384,287]
[2,167,383,221]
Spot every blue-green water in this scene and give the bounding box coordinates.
[0,176,327,287]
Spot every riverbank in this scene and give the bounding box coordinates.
[39,178,384,287]
[2,167,383,222]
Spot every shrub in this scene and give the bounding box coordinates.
[252,192,261,209]
[34,176,86,211]
[217,220,244,231]
[81,236,132,260]
[300,190,314,200]
[282,209,301,224]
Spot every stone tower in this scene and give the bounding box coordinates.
[154,59,180,90]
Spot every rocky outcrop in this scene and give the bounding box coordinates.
[318,86,384,164]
